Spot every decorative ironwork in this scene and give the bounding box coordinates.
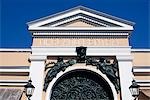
[76,46,87,63]
[43,46,120,93]
[86,57,120,93]
[50,71,113,100]
[43,57,76,91]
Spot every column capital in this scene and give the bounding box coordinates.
[30,55,47,61]
[117,55,133,61]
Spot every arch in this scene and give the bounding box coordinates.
[45,65,118,100]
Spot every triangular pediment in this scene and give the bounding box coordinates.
[61,19,96,27]
[28,6,134,31]
[41,18,107,27]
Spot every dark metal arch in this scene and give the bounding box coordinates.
[50,69,114,100]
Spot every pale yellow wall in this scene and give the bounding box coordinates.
[0,52,30,100]
[0,52,31,66]
[0,86,24,89]
[132,52,150,66]
[33,38,129,46]
[1,50,149,67]
[63,20,95,27]
[134,76,150,80]
[0,76,28,80]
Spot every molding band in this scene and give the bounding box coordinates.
[30,55,47,61]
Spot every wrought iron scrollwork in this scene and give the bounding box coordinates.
[43,57,76,91]
[43,46,120,93]
[50,75,111,100]
[86,57,120,93]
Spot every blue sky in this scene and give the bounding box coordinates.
[1,0,150,48]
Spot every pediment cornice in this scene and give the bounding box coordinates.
[27,6,134,27]
[27,6,134,37]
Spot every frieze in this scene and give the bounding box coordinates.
[33,38,129,46]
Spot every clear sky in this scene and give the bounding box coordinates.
[1,0,150,48]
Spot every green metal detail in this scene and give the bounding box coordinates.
[43,57,76,91]
[43,47,120,93]
[86,57,120,93]
[76,46,87,63]
[50,71,112,100]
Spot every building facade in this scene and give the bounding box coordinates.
[0,6,150,100]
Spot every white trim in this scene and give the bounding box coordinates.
[29,9,80,27]
[138,84,150,87]
[2,48,149,53]
[45,65,118,100]
[117,55,133,61]
[0,48,31,52]
[27,6,134,26]
[0,83,26,86]
[136,80,150,83]
[29,27,133,31]
[28,6,134,29]
[0,69,29,73]
[133,67,150,73]
[51,15,109,27]
[30,55,47,61]
[136,80,150,87]
[131,49,150,52]
[0,80,28,86]
[32,46,131,48]
[117,55,134,100]
[30,59,45,100]
[80,10,131,28]
[33,32,129,36]
[1,48,149,52]
[31,46,131,56]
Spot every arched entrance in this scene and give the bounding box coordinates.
[50,70,114,100]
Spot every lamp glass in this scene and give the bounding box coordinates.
[26,87,35,97]
[130,87,139,97]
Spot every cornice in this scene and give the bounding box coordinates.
[29,27,133,39]
[30,55,47,61]
[27,6,135,27]
[131,49,150,52]
[29,27,133,31]
[50,15,109,27]
[31,46,131,56]
[32,32,129,38]
[0,80,28,86]
[0,48,31,52]
[133,67,150,73]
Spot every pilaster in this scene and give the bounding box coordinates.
[29,55,46,100]
[117,55,134,100]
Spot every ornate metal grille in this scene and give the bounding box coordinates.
[50,70,113,100]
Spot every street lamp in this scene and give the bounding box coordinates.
[24,79,35,100]
[129,80,140,100]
